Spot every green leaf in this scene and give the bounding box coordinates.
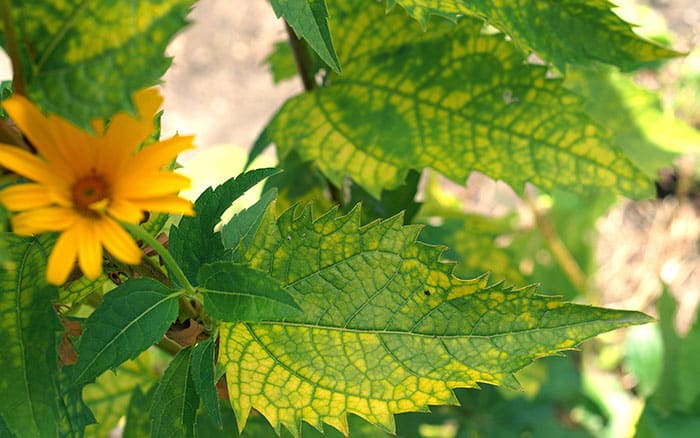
[58,273,109,306]
[270,0,341,73]
[261,151,335,215]
[564,68,700,178]
[123,386,156,438]
[265,41,300,83]
[650,291,700,414]
[72,278,179,387]
[83,351,158,438]
[169,168,279,285]
[418,214,528,287]
[191,337,221,428]
[219,204,652,436]
[197,261,300,322]
[149,347,198,438]
[389,0,679,70]
[58,366,96,437]
[264,1,652,199]
[0,0,194,128]
[221,188,278,261]
[345,169,422,225]
[0,234,62,438]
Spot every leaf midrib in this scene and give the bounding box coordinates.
[74,291,177,385]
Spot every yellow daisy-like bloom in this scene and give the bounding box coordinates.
[0,88,195,285]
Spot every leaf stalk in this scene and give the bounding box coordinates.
[122,221,196,296]
[0,0,25,95]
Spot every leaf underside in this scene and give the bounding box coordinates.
[264,1,652,199]
[218,205,652,436]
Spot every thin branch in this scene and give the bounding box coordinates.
[524,194,589,300]
[0,0,25,95]
[285,21,316,91]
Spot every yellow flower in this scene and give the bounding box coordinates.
[0,88,195,285]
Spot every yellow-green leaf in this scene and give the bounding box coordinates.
[389,0,679,69]
[0,234,62,437]
[219,205,652,436]
[83,350,158,438]
[264,1,652,199]
[0,0,193,128]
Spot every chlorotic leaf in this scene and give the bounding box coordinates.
[191,337,222,428]
[270,0,341,72]
[83,351,158,438]
[390,0,679,70]
[149,347,198,438]
[197,261,300,322]
[0,0,194,128]
[72,278,179,387]
[169,168,279,285]
[219,205,652,436]
[265,1,652,199]
[0,234,62,437]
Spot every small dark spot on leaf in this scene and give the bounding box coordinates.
[424,290,431,296]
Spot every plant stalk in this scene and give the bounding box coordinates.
[525,195,589,301]
[285,21,316,91]
[0,0,24,95]
[122,221,196,295]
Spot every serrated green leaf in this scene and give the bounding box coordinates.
[197,261,300,322]
[345,169,422,225]
[221,188,278,261]
[191,337,221,428]
[83,351,158,438]
[123,386,156,438]
[0,234,62,437]
[262,151,335,215]
[390,0,679,70]
[169,168,279,285]
[72,278,179,387]
[265,1,652,199]
[0,0,193,128]
[270,0,341,72]
[419,215,527,286]
[219,204,652,436]
[149,347,198,438]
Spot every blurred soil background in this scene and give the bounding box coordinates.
[160,0,700,327]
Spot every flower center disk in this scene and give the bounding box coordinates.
[72,174,110,213]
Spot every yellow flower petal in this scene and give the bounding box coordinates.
[125,135,195,176]
[98,218,142,264]
[0,183,53,211]
[114,172,192,199]
[11,207,78,235]
[100,88,163,168]
[107,199,146,224]
[77,220,103,280]
[129,196,195,216]
[0,145,65,186]
[47,227,79,285]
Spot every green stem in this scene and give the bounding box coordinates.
[524,195,589,300]
[122,222,196,295]
[0,0,25,95]
[285,21,316,91]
